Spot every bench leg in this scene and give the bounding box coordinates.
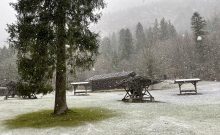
[178,83,182,95]
[193,82,197,94]
[74,85,77,96]
[85,86,88,95]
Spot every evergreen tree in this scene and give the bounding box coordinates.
[118,28,133,60]
[206,15,220,80]
[159,18,169,41]
[135,22,146,51]
[146,27,154,48]
[153,19,160,41]
[111,32,118,53]
[191,12,208,78]
[8,0,105,115]
[191,12,207,42]
[100,37,113,60]
[112,51,119,71]
[144,27,155,78]
[168,20,177,39]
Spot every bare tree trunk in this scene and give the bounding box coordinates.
[54,0,68,115]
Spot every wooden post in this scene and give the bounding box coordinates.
[194,82,197,94]
[74,85,77,96]
[178,83,182,95]
[85,85,88,95]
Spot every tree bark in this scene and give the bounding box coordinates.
[54,0,68,115]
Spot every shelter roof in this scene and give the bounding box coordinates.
[86,71,136,81]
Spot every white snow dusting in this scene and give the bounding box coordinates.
[0,81,220,135]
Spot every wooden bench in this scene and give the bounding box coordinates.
[174,78,201,95]
[70,82,90,95]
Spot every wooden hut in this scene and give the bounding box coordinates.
[86,71,136,91]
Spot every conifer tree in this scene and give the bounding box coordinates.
[191,12,207,42]
[191,12,207,59]
[191,12,208,78]
[144,27,155,78]
[159,18,169,41]
[153,19,160,41]
[111,32,118,53]
[8,0,105,115]
[101,37,113,59]
[135,22,146,51]
[168,21,177,39]
[119,28,133,60]
[147,27,155,47]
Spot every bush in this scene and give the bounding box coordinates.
[17,82,53,99]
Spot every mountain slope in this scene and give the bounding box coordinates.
[92,0,220,35]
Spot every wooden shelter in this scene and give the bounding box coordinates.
[86,71,136,91]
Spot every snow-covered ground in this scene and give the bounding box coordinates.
[0,81,220,135]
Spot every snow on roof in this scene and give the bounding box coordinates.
[86,71,136,81]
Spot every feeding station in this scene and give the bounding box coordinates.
[118,76,155,102]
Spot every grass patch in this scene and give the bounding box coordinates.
[4,107,116,129]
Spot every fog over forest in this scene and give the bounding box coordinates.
[0,0,220,83]
[93,0,220,36]
[86,0,220,82]
[1,0,219,46]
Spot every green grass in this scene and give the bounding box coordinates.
[4,107,117,129]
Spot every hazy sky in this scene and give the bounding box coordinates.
[0,0,16,47]
[103,0,151,13]
[0,0,152,47]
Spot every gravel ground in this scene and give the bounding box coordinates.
[0,81,220,135]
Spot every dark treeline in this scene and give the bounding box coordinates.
[1,13,220,83]
[81,13,220,81]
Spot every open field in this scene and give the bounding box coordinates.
[0,81,220,135]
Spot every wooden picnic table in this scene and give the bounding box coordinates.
[70,82,90,95]
[174,78,201,95]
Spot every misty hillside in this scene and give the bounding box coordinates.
[93,0,220,35]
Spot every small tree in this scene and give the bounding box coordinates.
[8,0,105,115]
